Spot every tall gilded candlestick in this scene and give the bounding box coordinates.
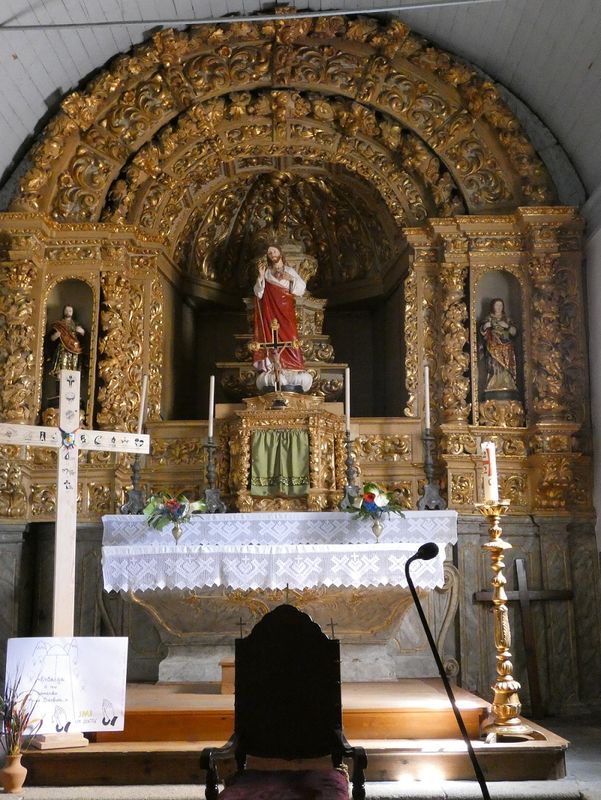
[475,497,532,738]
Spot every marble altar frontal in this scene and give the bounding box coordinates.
[102,511,458,682]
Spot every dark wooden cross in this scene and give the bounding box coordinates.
[474,557,572,719]
[253,318,297,391]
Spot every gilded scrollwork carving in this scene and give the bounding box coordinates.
[403,262,418,416]
[351,434,412,462]
[500,474,527,507]
[52,146,112,222]
[8,16,555,229]
[535,456,579,510]
[439,259,471,422]
[0,261,37,422]
[96,273,146,432]
[529,254,566,419]
[88,483,113,516]
[450,473,474,506]
[30,484,56,517]
[441,432,478,456]
[479,399,525,428]
[151,438,207,467]
[0,463,26,517]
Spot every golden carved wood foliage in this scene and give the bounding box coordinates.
[0,261,37,422]
[10,14,554,239]
[97,272,147,432]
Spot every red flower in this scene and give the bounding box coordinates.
[364,492,376,502]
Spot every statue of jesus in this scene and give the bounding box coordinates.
[252,244,311,392]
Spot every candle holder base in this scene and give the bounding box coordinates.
[481,718,535,741]
[204,487,227,514]
[417,480,447,510]
[339,484,360,511]
[120,488,146,515]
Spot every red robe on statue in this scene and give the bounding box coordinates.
[254,280,304,371]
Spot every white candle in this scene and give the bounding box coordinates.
[481,441,499,503]
[208,375,215,440]
[344,368,351,432]
[136,374,148,434]
[424,364,431,430]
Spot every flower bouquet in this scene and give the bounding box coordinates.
[143,492,206,542]
[346,482,404,540]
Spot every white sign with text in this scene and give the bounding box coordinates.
[5,637,128,734]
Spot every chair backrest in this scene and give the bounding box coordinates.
[234,604,343,760]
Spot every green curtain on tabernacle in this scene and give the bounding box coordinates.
[250,430,310,497]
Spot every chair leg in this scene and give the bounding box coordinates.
[205,764,219,800]
[351,751,367,800]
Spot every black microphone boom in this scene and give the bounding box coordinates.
[405,543,491,800]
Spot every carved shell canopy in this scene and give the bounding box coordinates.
[179,170,402,292]
[10,15,556,297]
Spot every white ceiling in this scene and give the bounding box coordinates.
[0,0,600,209]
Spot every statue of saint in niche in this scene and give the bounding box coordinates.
[252,244,312,392]
[479,297,519,396]
[48,304,85,377]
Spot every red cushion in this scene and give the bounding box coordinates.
[219,768,349,799]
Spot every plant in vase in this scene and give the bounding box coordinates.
[143,492,206,542]
[1,673,40,793]
[345,482,404,540]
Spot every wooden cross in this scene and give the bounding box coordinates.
[0,369,150,637]
[474,557,572,718]
[253,319,298,392]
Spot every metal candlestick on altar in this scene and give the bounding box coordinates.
[340,429,360,509]
[204,435,226,513]
[475,499,533,739]
[120,453,146,514]
[417,427,447,510]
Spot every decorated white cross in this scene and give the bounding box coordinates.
[0,370,150,637]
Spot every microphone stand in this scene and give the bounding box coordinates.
[405,544,491,800]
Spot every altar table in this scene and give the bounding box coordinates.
[101,511,458,682]
[101,511,458,593]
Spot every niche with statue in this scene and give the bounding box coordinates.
[42,279,95,424]
[217,239,347,402]
[473,269,525,427]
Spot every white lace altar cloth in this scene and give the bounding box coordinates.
[102,511,457,593]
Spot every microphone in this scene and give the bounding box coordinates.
[405,543,491,800]
[411,542,439,562]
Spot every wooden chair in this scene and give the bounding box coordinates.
[200,604,367,799]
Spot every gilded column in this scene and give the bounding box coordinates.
[436,228,471,424]
[96,270,147,432]
[403,228,438,420]
[0,259,38,422]
[521,209,589,514]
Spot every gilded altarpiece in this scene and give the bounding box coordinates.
[0,14,598,710]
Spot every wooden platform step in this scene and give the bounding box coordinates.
[95,679,489,743]
[22,728,568,787]
[20,680,568,787]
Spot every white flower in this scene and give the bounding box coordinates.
[374,492,389,508]
[352,496,363,509]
